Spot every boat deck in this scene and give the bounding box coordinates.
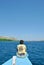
[2,56,32,65]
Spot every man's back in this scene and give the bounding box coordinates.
[17,44,26,54]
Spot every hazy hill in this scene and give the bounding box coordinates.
[0,36,17,41]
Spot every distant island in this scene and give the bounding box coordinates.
[0,36,17,41]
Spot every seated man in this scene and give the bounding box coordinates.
[17,40,27,57]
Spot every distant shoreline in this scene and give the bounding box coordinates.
[0,38,14,41]
[0,36,17,41]
[0,36,44,42]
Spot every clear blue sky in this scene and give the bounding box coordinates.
[0,0,44,41]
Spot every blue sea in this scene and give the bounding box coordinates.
[0,41,44,65]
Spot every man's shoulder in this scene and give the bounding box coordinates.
[18,44,26,48]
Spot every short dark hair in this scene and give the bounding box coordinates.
[20,40,24,44]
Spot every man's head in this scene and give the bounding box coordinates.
[20,40,24,44]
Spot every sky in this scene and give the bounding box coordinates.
[0,0,44,41]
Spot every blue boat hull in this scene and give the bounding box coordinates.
[2,56,32,65]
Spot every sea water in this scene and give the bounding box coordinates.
[0,41,44,65]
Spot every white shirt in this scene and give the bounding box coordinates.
[17,44,26,54]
